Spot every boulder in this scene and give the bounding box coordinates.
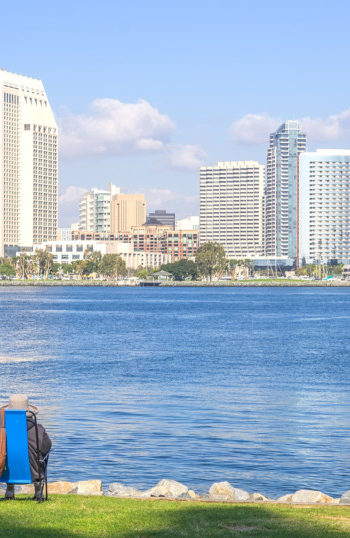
[208,481,250,502]
[251,492,269,502]
[142,479,189,499]
[277,493,293,503]
[46,481,74,494]
[105,483,142,498]
[188,489,197,499]
[291,489,333,504]
[68,480,102,496]
[339,490,350,504]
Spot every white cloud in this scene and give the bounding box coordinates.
[230,113,280,144]
[59,185,88,203]
[166,144,206,170]
[58,186,88,226]
[59,98,175,158]
[300,109,350,141]
[230,109,350,145]
[145,188,198,218]
[59,97,206,171]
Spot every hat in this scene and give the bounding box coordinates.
[7,394,38,415]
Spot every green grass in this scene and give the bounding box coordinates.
[1,496,350,537]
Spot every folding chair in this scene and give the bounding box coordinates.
[0,409,48,502]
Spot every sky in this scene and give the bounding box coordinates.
[2,0,350,225]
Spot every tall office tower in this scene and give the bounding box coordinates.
[0,69,58,256]
[79,183,119,233]
[147,209,175,229]
[299,149,350,265]
[265,120,306,260]
[110,193,146,233]
[199,161,265,258]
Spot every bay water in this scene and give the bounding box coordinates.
[1,286,350,498]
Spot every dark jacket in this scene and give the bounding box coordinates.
[27,418,52,481]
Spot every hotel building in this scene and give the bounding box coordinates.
[265,120,306,260]
[199,161,265,258]
[299,149,350,264]
[0,69,58,256]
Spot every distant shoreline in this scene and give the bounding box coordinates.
[0,279,349,287]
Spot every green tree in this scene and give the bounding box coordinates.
[16,256,29,279]
[160,259,198,281]
[195,242,227,281]
[0,262,15,278]
[98,254,127,279]
[33,249,54,278]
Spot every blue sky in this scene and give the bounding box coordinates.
[2,0,350,225]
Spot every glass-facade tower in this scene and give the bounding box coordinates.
[265,120,306,259]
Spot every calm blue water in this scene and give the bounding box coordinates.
[1,286,350,498]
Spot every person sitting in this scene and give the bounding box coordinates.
[1,394,52,501]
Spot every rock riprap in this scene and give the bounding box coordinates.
[19,480,102,496]
[105,483,143,498]
[277,490,333,504]
[142,479,189,499]
[339,490,350,504]
[208,481,250,502]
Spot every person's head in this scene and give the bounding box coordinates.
[7,394,38,415]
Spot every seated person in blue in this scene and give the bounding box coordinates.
[2,394,52,500]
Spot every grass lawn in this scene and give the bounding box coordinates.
[1,496,350,537]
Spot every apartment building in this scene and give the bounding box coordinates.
[265,120,306,259]
[0,69,58,256]
[79,183,119,233]
[299,149,350,264]
[147,209,175,229]
[199,161,265,258]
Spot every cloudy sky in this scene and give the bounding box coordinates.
[2,0,350,225]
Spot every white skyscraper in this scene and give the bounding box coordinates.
[0,69,58,256]
[299,149,350,265]
[200,161,265,258]
[265,121,306,260]
[78,183,120,233]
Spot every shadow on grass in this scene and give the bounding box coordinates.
[1,500,350,537]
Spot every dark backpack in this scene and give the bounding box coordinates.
[0,408,6,476]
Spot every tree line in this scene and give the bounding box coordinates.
[0,249,127,280]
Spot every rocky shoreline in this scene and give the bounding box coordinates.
[12,479,350,505]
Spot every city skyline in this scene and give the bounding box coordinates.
[2,0,350,226]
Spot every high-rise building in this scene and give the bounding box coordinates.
[199,161,265,258]
[299,149,350,265]
[147,210,175,229]
[79,183,119,233]
[265,120,306,259]
[110,193,146,233]
[176,216,199,231]
[0,69,58,256]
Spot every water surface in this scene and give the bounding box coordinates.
[0,286,350,497]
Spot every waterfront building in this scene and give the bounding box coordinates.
[79,183,119,233]
[299,149,350,264]
[0,69,58,256]
[71,224,198,263]
[110,193,146,233]
[199,161,265,258]
[26,240,170,269]
[147,209,175,229]
[265,120,307,260]
[176,216,199,231]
